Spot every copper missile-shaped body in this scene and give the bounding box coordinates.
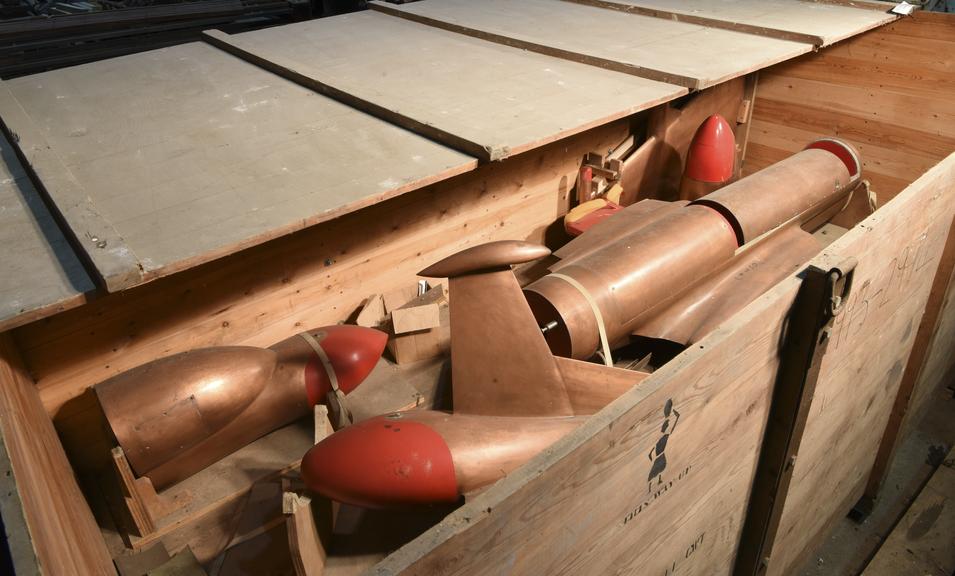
[525,138,863,359]
[94,325,386,489]
[302,411,586,508]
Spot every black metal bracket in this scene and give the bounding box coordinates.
[733,258,858,576]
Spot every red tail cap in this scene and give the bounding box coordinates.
[684,114,736,183]
[301,415,459,508]
[303,325,387,407]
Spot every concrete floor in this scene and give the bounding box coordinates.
[798,384,955,576]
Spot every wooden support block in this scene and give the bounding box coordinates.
[387,305,450,365]
[110,447,158,537]
[392,303,440,335]
[314,405,333,444]
[355,294,386,328]
[382,285,420,314]
[284,493,330,576]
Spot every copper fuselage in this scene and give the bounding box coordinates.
[525,143,861,359]
[95,326,385,489]
[301,410,587,508]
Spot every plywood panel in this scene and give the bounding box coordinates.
[0,130,94,332]
[203,10,686,162]
[1,42,476,291]
[369,0,809,90]
[566,0,896,46]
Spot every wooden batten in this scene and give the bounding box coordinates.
[0,333,115,575]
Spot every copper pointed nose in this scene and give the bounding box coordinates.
[684,114,736,183]
[301,415,459,509]
[419,240,551,278]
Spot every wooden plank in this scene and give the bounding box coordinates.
[0,125,95,332]
[862,447,955,576]
[369,0,809,90]
[1,42,476,291]
[764,153,955,576]
[0,332,115,575]
[202,10,686,161]
[12,119,629,474]
[564,0,896,46]
[863,212,955,502]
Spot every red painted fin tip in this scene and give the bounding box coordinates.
[301,415,459,508]
[304,325,387,406]
[684,114,736,183]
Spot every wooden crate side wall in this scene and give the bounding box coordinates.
[9,120,628,472]
[745,12,955,213]
[0,333,115,575]
[376,152,955,576]
[377,276,796,575]
[766,154,955,576]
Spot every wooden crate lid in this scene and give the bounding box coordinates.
[0,131,94,331]
[369,0,813,90]
[0,42,476,293]
[203,10,687,161]
[568,0,898,46]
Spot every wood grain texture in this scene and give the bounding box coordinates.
[2,42,475,291]
[862,447,955,576]
[564,0,896,46]
[11,120,630,473]
[765,153,955,576]
[748,14,955,516]
[203,10,686,161]
[0,127,94,332]
[0,333,115,575]
[745,12,955,224]
[369,0,809,90]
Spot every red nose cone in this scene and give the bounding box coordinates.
[301,415,459,508]
[684,114,736,183]
[303,325,387,406]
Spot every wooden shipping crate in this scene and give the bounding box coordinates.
[0,6,952,576]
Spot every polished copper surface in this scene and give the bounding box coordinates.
[421,242,574,417]
[95,347,275,479]
[407,411,586,494]
[634,225,822,345]
[420,240,551,278]
[526,138,863,360]
[526,204,738,358]
[692,146,860,244]
[95,326,385,489]
[305,240,655,508]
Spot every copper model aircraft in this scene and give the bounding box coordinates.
[526,137,862,359]
[95,325,387,489]
[301,137,862,508]
[301,241,648,508]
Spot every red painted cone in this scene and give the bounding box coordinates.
[301,415,459,508]
[680,114,736,201]
[304,325,387,406]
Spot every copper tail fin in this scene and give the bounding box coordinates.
[419,241,574,417]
